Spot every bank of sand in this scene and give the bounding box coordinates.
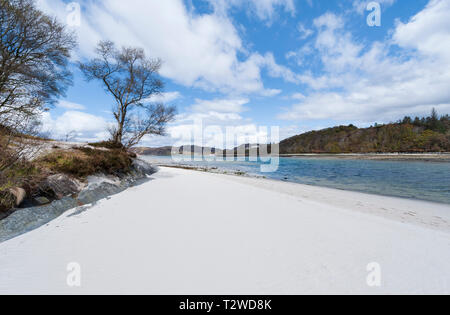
[0,167,449,294]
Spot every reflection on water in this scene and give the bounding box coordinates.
[142,155,450,204]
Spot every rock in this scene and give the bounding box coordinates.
[9,187,26,206]
[34,197,50,205]
[40,174,82,199]
[132,159,157,177]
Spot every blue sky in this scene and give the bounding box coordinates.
[36,0,450,147]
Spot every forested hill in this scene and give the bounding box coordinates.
[280,111,450,154]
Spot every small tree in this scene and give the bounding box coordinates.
[427,108,445,133]
[79,41,176,148]
[402,116,412,125]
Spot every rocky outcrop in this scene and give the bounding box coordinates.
[0,159,157,243]
[130,158,157,176]
[39,174,83,199]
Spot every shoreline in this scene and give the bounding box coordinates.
[140,155,450,206]
[0,166,449,294]
[157,165,450,233]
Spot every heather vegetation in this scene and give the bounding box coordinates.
[38,147,133,179]
[280,110,450,154]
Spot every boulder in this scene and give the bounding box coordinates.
[40,174,82,199]
[9,187,26,206]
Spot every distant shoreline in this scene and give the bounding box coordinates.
[280,153,450,162]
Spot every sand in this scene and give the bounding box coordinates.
[0,167,449,294]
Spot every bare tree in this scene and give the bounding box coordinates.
[79,41,175,148]
[0,0,76,125]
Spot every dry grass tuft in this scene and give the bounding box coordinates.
[37,147,133,179]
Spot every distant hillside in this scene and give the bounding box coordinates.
[280,112,450,154]
[134,111,450,155]
[132,146,174,156]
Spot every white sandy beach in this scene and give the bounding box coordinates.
[0,167,449,294]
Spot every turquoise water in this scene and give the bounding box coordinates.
[143,156,450,204]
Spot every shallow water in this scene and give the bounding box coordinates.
[142,155,450,204]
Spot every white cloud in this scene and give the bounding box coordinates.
[313,12,344,30]
[255,53,300,84]
[190,98,249,113]
[247,0,296,21]
[297,22,314,39]
[37,0,294,96]
[261,89,282,97]
[145,92,182,104]
[280,0,450,122]
[56,100,86,110]
[41,111,109,142]
[393,0,450,61]
[291,93,306,100]
[286,43,313,66]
